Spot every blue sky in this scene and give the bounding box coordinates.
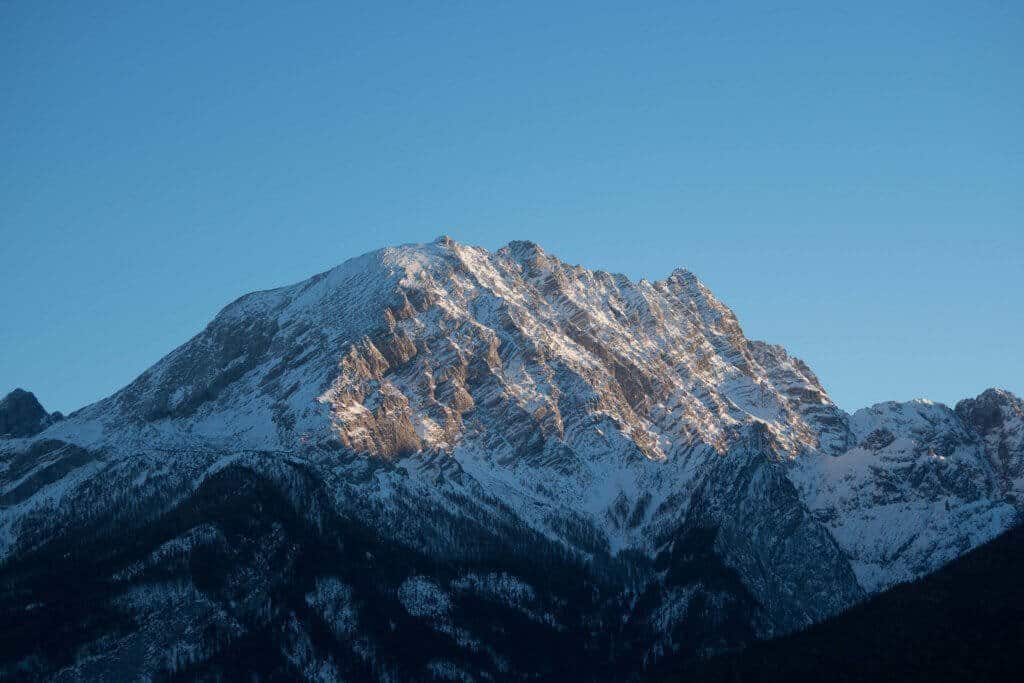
[2,1,1021,413]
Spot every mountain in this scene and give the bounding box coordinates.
[792,393,1020,592]
[0,388,62,438]
[1,237,1020,680]
[664,518,1024,682]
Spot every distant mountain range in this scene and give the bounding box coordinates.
[2,237,1020,680]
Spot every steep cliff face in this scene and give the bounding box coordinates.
[0,237,1019,680]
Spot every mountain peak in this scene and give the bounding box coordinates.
[48,237,853,465]
[499,239,550,274]
[955,387,1024,436]
[0,388,61,438]
[665,266,698,283]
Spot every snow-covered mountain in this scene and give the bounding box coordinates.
[1,237,1020,680]
[793,395,1020,592]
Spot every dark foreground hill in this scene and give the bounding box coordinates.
[667,522,1024,682]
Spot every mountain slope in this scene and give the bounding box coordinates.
[666,521,1024,682]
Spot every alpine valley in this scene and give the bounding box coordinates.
[1,237,1021,681]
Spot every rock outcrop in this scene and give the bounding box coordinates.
[0,388,61,438]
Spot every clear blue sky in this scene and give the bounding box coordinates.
[2,1,1021,414]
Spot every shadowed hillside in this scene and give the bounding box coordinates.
[666,522,1024,682]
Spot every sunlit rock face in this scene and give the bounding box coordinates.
[0,237,1019,680]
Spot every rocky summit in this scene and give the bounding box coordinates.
[0,388,61,439]
[1,237,1021,681]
